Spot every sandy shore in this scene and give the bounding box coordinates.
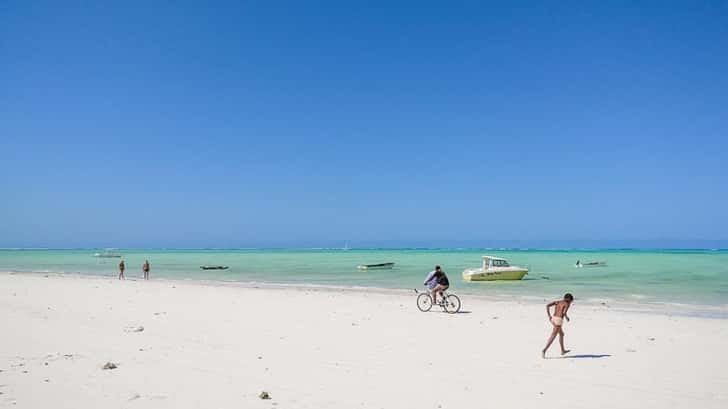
[1,272,727,408]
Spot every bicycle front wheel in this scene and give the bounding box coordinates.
[417,293,433,312]
[443,294,461,314]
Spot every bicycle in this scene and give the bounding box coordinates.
[415,287,461,313]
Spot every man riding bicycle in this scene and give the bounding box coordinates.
[423,265,450,305]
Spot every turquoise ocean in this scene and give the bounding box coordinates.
[2,248,727,313]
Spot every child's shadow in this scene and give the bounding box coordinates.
[562,354,611,359]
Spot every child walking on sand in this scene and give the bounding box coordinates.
[542,293,574,358]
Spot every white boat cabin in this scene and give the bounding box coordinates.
[482,256,511,269]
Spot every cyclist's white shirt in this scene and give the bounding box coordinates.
[424,270,438,289]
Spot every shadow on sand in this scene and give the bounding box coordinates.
[561,354,611,359]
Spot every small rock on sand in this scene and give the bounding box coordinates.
[102,362,118,370]
[124,326,145,333]
[259,391,271,400]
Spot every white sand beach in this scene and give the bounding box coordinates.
[1,272,727,409]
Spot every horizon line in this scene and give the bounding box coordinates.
[1,247,726,251]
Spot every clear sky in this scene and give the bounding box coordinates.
[1,1,727,248]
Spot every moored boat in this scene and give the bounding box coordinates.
[575,260,607,267]
[462,256,528,281]
[357,262,395,270]
[93,249,122,258]
[200,265,229,270]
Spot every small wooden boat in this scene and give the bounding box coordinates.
[575,261,607,268]
[200,265,229,270]
[357,262,395,270]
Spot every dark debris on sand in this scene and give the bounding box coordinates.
[102,362,118,370]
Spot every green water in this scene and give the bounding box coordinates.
[2,248,727,309]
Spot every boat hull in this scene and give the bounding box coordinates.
[576,262,607,268]
[357,263,395,270]
[462,269,528,281]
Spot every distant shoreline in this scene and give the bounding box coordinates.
[4,270,727,320]
[3,249,726,312]
[2,247,727,251]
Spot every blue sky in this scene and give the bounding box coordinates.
[1,1,727,248]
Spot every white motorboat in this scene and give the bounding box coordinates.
[93,249,122,258]
[462,256,528,281]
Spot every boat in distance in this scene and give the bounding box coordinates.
[462,256,528,281]
[357,262,395,270]
[200,265,229,270]
[575,260,607,267]
[93,249,122,258]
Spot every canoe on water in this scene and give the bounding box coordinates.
[357,262,395,270]
[575,261,607,268]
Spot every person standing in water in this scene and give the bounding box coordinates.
[542,293,574,358]
[143,260,150,280]
[118,259,126,280]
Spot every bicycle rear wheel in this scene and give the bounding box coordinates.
[417,293,433,312]
[443,294,461,314]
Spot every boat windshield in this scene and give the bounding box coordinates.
[491,259,510,267]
